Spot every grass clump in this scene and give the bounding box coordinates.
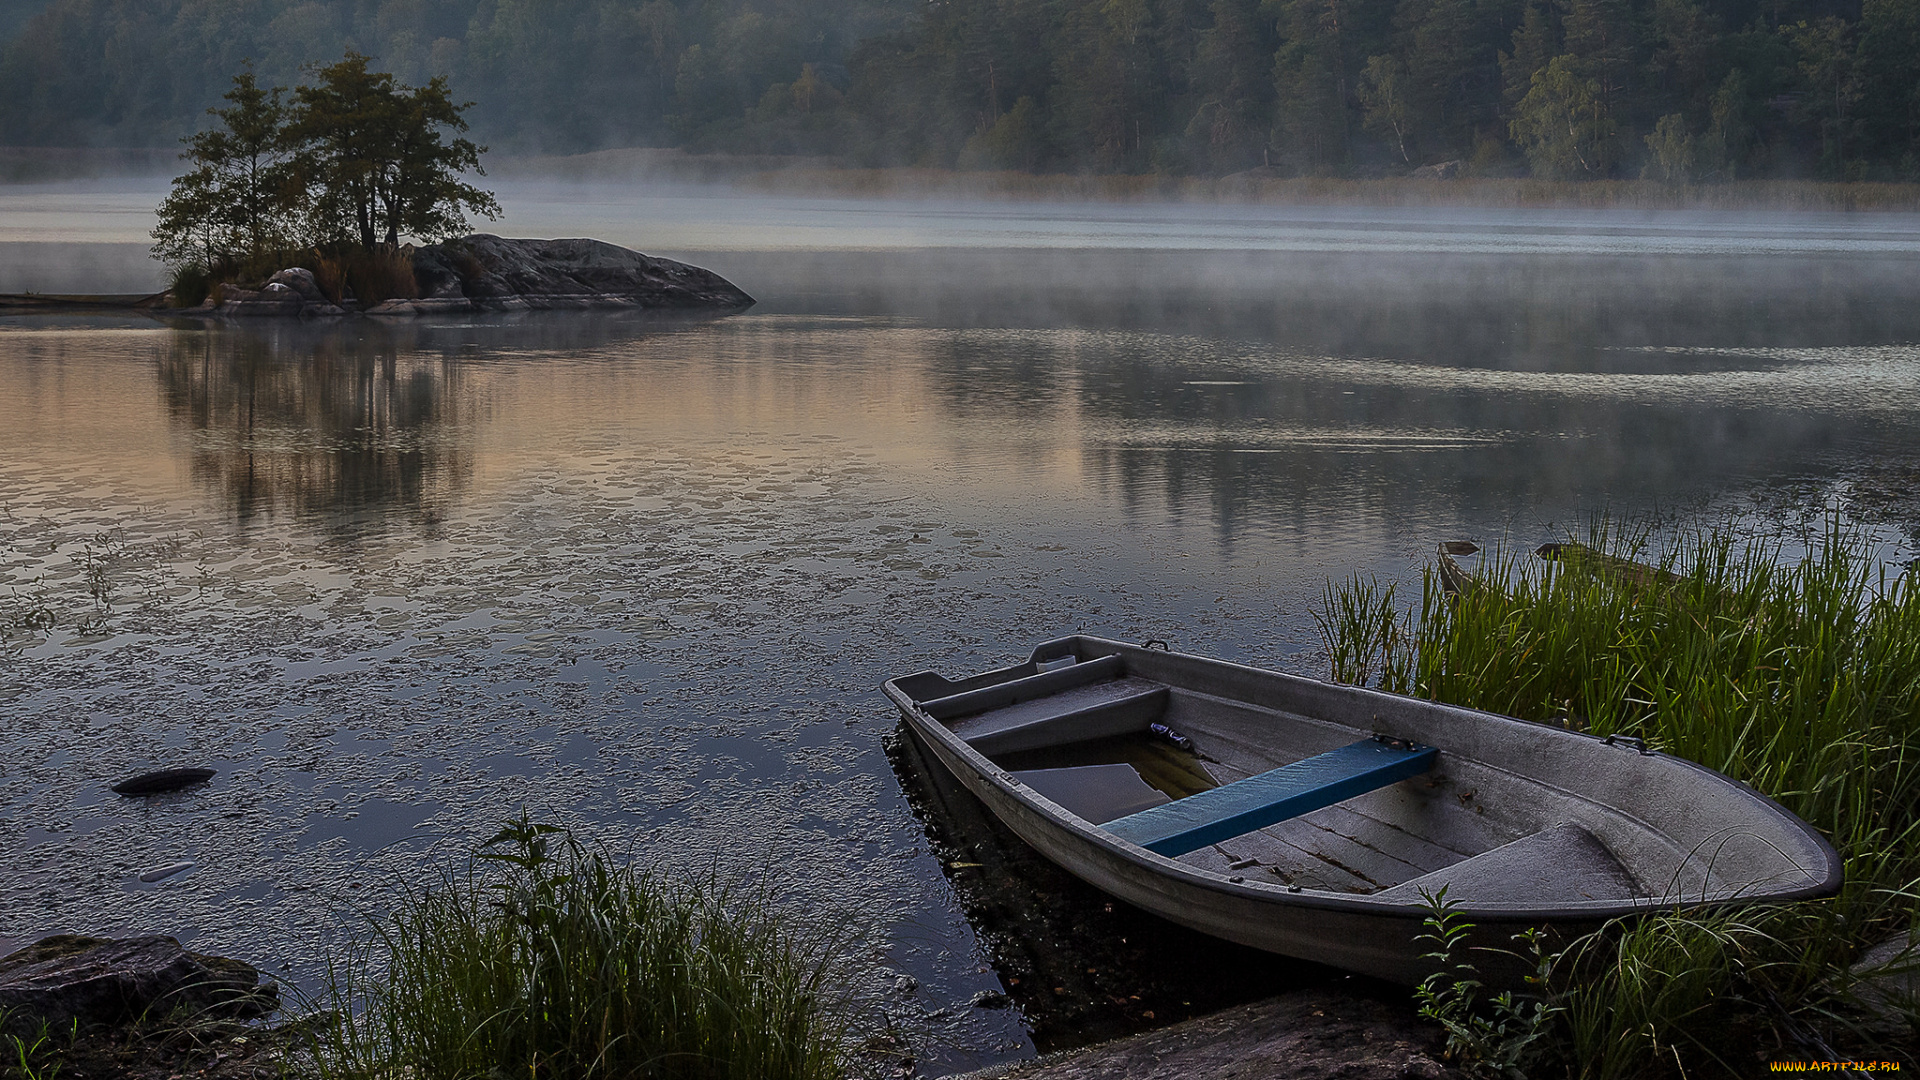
[165,262,211,308]
[304,816,856,1080]
[309,245,419,306]
[165,244,420,309]
[1318,516,1920,1077]
[1,1010,71,1080]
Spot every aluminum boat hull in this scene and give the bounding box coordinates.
[884,636,1842,984]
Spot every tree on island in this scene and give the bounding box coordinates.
[288,53,498,252]
[151,64,298,275]
[152,54,499,302]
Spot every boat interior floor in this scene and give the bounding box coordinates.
[933,658,1654,903]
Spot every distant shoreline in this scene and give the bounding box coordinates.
[504,148,1920,213]
[7,145,1920,213]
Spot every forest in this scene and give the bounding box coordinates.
[0,0,1914,180]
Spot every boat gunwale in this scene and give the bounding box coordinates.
[884,635,1844,922]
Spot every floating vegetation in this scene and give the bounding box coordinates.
[1322,516,1920,1077]
[0,526,196,644]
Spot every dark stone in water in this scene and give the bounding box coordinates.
[402,234,755,312]
[971,989,1012,1009]
[110,768,215,795]
[0,935,276,1032]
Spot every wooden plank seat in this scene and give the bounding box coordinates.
[951,678,1169,756]
[1104,738,1439,857]
[1373,823,1639,904]
[918,653,1125,721]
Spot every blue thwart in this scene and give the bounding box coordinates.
[1103,738,1438,857]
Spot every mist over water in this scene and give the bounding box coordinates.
[4,179,1920,1071]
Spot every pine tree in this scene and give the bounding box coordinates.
[150,65,297,272]
[1189,0,1279,171]
[1500,4,1558,107]
[1786,17,1861,177]
[1272,0,1363,174]
[287,52,498,252]
[1855,0,1920,177]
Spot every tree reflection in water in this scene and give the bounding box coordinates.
[155,322,469,533]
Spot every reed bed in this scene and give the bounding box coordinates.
[302,817,857,1080]
[1319,519,1920,1077]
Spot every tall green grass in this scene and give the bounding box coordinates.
[303,817,857,1080]
[1318,518,1920,1077]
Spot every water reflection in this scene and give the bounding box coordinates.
[725,249,1920,364]
[149,312,737,532]
[139,308,1920,554]
[903,322,1920,552]
[157,331,468,532]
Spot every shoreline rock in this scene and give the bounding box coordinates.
[0,935,277,1032]
[944,990,1453,1080]
[186,234,753,318]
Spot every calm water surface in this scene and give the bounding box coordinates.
[3,184,1919,1071]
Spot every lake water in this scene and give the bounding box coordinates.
[3,181,1920,1072]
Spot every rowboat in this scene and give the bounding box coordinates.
[883,636,1842,984]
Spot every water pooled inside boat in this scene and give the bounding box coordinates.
[993,729,1219,824]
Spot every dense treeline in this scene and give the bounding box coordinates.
[1,0,1916,179]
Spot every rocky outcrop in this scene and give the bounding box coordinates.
[0,935,276,1031]
[198,268,347,317]
[402,234,754,312]
[1852,932,1919,1033]
[187,235,752,318]
[1411,160,1463,180]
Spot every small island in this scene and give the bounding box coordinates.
[189,234,753,316]
[147,56,749,317]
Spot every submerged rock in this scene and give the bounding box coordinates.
[0,935,276,1031]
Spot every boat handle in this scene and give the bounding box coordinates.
[1603,734,1652,755]
[1140,639,1171,651]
